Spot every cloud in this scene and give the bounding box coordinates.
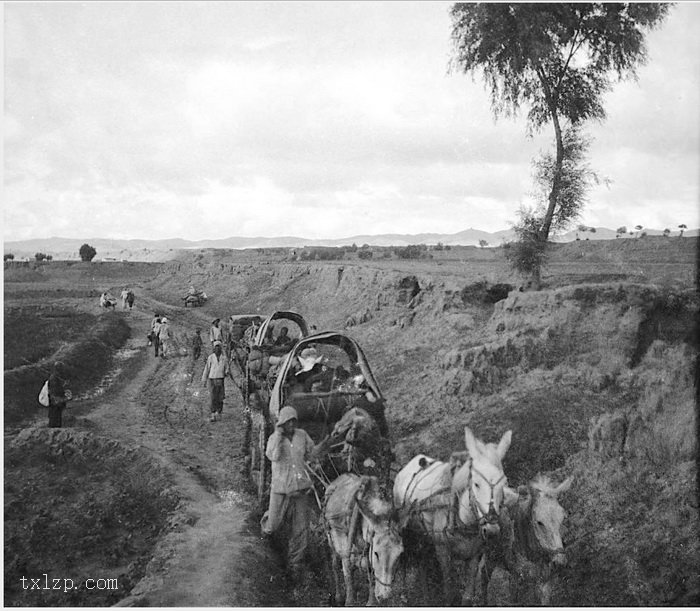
[3,2,699,242]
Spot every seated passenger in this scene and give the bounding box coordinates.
[270,326,294,356]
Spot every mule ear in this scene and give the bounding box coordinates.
[496,430,512,461]
[554,476,573,496]
[464,427,477,455]
[449,451,468,473]
[503,486,519,508]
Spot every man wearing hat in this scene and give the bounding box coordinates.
[294,347,328,392]
[209,318,223,352]
[261,406,330,582]
[201,340,233,421]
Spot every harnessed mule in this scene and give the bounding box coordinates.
[480,474,572,605]
[324,473,405,606]
[393,427,515,605]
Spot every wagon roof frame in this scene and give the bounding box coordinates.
[268,330,384,421]
[253,311,310,347]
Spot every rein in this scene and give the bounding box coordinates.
[469,464,506,525]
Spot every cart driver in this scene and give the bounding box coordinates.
[260,406,330,584]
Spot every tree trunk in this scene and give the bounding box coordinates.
[540,109,564,243]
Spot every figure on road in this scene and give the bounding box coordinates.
[151,314,162,357]
[47,361,71,428]
[158,317,172,358]
[191,328,203,362]
[209,318,223,352]
[201,340,232,422]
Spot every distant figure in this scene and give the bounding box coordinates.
[201,340,232,422]
[48,361,71,428]
[120,288,129,310]
[100,291,117,310]
[126,289,135,310]
[151,315,162,357]
[210,318,223,351]
[191,328,203,362]
[158,317,172,358]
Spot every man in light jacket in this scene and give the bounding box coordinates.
[260,406,330,582]
[201,340,232,421]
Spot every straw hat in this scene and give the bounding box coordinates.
[297,347,323,372]
[277,406,298,427]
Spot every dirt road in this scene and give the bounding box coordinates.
[74,303,293,606]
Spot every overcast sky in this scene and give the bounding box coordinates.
[4,2,699,242]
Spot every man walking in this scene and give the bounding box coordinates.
[47,361,71,428]
[151,315,162,357]
[158,317,172,358]
[201,340,232,421]
[209,318,223,351]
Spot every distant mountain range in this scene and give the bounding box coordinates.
[4,226,697,262]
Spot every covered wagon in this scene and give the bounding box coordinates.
[246,330,390,504]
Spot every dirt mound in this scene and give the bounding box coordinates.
[4,427,180,607]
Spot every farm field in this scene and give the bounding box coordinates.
[3,236,698,606]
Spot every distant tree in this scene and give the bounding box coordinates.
[34,252,49,261]
[348,243,358,252]
[79,243,97,262]
[434,242,445,251]
[616,226,627,238]
[46,254,53,261]
[4,253,14,261]
[640,231,647,238]
[479,239,489,248]
[589,227,597,234]
[357,249,373,260]
[634,224,643,238]
[445,244,452,251]
[450,2,670,284]
[394,245,424,260]
[663,228,671,237]
[360,243,370,250]
[678,223,687,237]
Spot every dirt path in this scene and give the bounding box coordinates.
[75,304,292,606]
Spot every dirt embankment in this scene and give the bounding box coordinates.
[147,247,698,606]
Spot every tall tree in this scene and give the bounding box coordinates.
[450,3,671,257]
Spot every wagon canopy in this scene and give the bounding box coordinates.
[269,331,384,423]
[253,311,309,347]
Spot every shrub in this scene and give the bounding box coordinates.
[357,250,373,260]
[394,245,424,259]
[4,253,15,261]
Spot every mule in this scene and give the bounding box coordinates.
[324,473,405,606]
[330,407,393,492]
[481,474,573,605]
[393,427,514,605]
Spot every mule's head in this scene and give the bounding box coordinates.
[454,427,512,539]
[357,495,405,601]
[521,475,572,566]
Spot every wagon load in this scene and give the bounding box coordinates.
[181,286,207,307]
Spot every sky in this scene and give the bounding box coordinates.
[4,1,699,242]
